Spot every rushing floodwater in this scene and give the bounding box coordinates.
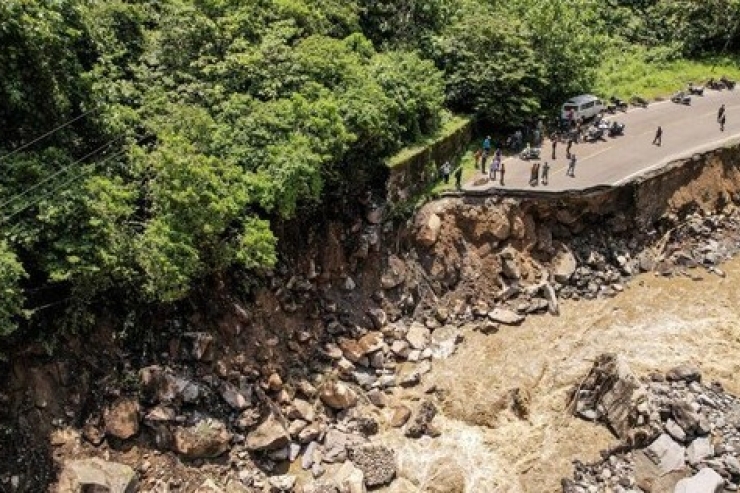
[379,256,740,492]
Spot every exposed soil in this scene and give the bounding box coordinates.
[2,143,740,492]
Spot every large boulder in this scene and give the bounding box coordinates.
[674,468,724,493]
[425,460,467,493]
[488,208,511,241]
[405,401,438,438]
[405,322,430,350]
[57,458,138,493]
[333,461,366,493]
[246,412,290,451]
[417,213,442,248]
[573,354,656,444]
[349,445,396,487]
[634,434,687,492]
[139,366,201,404]
[487,308,525,326]
[173,419,232,458]
[381,255,407,290]
[320,381,358,410]
[104,397,140,440]
[551,244,577,284]
[219,381,251,410]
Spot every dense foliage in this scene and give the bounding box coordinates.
[1,0,738,339]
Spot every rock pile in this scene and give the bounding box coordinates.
[56,296,460,492]
[567,357,740,492]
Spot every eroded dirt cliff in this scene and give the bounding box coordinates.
[2,143,740,492]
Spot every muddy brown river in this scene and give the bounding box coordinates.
[379,256,740,492]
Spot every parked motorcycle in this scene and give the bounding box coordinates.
[671,91,691,105]
[607,96,628,113]
[608,121,625,137]
[721,76,736,90]
[630,95,649,108]
[708,78,727,90]
[584,126,605,142]
[687,83,704,96]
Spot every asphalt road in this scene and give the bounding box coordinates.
[465,89,740,194]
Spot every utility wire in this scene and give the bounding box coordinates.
[1,146,131,224]
[0,135,126,212]
[0,106,101,163]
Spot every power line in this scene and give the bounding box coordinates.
[0,135,126,212]
[1,146,131,224]
[0,106,100,163]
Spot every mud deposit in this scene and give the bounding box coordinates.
[383,257,740,492]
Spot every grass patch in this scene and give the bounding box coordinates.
[595,46,740,100]
[386,112,472,168]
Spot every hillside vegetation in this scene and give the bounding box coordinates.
[1,0,738,340]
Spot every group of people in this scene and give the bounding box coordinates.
[527,154,579,186]
[439,98,731,191]
[476,136,507,184]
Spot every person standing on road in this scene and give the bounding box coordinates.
[567,154,577,177]
[652,126,662,146]
[566,137,574,159]
[490,157,499,181]
[720,113,727,132]
[499,160,506,186]
[454,165,463,191]
[551,137,558,159]
[542,161,550,185]
[529,161,538,186]
[440,161,451,184]
[718,104,726,122]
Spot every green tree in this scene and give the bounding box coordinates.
[0,241,26,336]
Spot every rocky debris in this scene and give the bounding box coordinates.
[389,405,412,428]
[487,308,525,326]
[417,212,442,248]
[541,282,560,316]
[666,364,702,383]
[552,244,577,284]
[568,362,740,492]
[322,429,367,464]
[500,248,521,280]
[333,461,366,493]
[349,445,396,487]
[173,419,232,459]
[571,353,656,444]
[268,474,297,492]
[405,400,440,438]
[675,468,724,493]
[405,322,430,350]
[220,381,251,410]
[184,332,214,361]
[139,365,202,404]
[103,397,140,440]
[57,458,138,493]
[429,325,462,359]
[320,381,358,410]
[246,412,290,451]
[382,255,407,290]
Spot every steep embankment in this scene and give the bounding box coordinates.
[2,142,740,492]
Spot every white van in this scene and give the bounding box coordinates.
[561,95,604,121]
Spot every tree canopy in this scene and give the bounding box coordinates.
[1,0,738,339]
